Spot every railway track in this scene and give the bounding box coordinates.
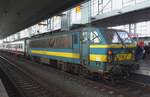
[0,56,53,97]
[0,68,21,97]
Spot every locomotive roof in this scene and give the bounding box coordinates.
[30,26,89,39]
[30,26,128,40]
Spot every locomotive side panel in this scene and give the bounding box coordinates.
[28,32,81,64]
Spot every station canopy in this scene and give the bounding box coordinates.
[0,0,86,39]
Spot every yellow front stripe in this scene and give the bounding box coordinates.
[90,54,107,62]
[115,53,133,61]
[31,50,80,59]
[90,53,133,62]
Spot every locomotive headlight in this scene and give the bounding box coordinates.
[107,50,113,55]
[107,50,113,62]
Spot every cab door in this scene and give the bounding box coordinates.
[80,31,90,65]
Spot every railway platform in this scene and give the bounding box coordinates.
[135,59,150,76]
[0,79,9,97]
[130,57,150,85]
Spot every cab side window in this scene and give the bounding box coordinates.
[90,31,101,44]
[82,32,88,43]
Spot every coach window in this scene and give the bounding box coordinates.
[90,31,101,44]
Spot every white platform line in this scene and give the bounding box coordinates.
[0,79,9,97]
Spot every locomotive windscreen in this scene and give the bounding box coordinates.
[30,34,72,48]
[103,30,133,44]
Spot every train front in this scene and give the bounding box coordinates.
[104,29,137,79]
[90,28,137,80]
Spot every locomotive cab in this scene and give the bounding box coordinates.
[81,27,136,77]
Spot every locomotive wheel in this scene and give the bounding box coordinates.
[78,66,90,78]
[32,56,41,63]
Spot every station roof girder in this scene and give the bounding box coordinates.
[92,0,150,27]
